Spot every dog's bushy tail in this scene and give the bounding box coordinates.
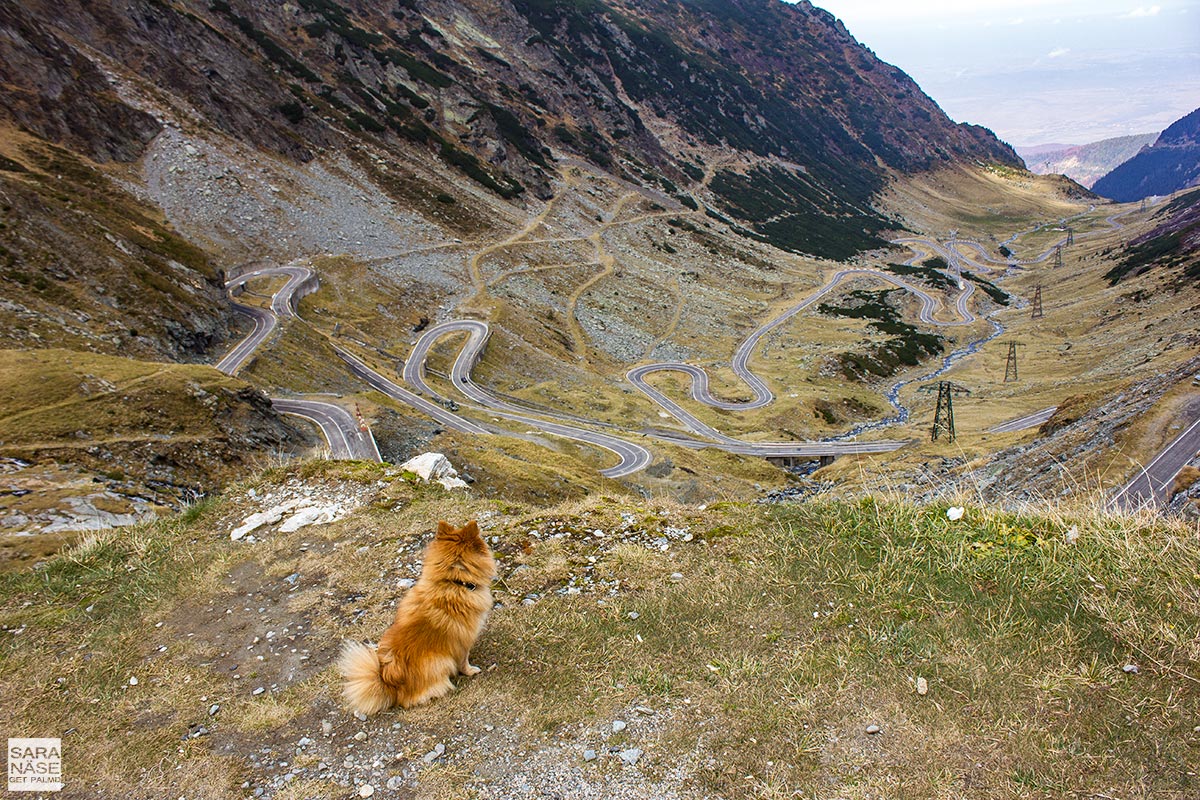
[337,641,395,716]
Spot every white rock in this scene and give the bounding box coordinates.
[358,785,375,798]
[866,724,881,735]
[612,720,627,733]
[128,676,138,686]
[279,505,338,533]
[916,677,928,696]
[422,743,445,763]
[946,506,965,521]
[230,499,305,540]
[619,748,642,765]
[399,453,468,491]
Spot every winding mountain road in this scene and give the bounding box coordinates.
[216,198,1180,488]
[270,398,381,462]
[216,268,381,463]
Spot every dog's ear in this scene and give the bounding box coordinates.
[462,520,480,538]
[436,520,454,538]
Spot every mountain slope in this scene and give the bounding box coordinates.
[1104,188,1200,285]
[0,0,1020,263]
[1017,132,1157,188]
[1092,107,1200,201]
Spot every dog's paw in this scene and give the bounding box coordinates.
[461,663,482,676]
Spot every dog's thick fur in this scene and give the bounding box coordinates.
[338,520,496,715]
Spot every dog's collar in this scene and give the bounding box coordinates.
[450,579,478,591]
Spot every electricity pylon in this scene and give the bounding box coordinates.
[1031,285,1043,319]
[1004,342,1023,383]
[918,381,971,443]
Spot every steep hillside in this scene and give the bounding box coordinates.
[1093,108,1200,201]
[1104,188,1200,285]
[1,0,1019,263]
[1017,132,1157,188]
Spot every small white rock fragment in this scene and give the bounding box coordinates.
[321,721,334,736]
[358,785,375,798]
[209,703,220,716]
[619,748,643,765]
[612,720,627,733]
[670,572,683,581]
[628,612,639,620]
[354,731,368,741]
[946,506,965,521]
[252,687,265,696]
[866,724,881,735]
[1122,664,1139,674]
[1064,525,1080,544]
[422,743,445,763]
[583,749,597,762]
[128,676,138,686]
[916,677,928,696]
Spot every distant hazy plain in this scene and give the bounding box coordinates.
[804,0,1199,146]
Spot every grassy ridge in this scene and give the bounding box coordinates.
[0,464,1195,798]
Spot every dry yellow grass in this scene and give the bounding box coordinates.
[2,463,1196,798]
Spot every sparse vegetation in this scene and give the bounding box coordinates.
[0,470,1195,798]
[818,289,944,380]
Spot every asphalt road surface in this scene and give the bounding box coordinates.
[986,406,1059,434]
[1110,416,1200,511]
[271,398,381,462]
[216,267,381,462]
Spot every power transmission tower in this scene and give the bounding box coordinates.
[918,381,971,442]
[1004,341,1023,383]
[1053,245,1063,269]
[1140,197,1147,212]
[1065,227,1074,246]
[1031,285,1043,319]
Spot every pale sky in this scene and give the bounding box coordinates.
[798,0,1200,146]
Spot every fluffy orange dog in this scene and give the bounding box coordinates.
[338,520,496,715]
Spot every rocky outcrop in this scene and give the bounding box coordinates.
[965,354,1200,506]
[0,6,160,162]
